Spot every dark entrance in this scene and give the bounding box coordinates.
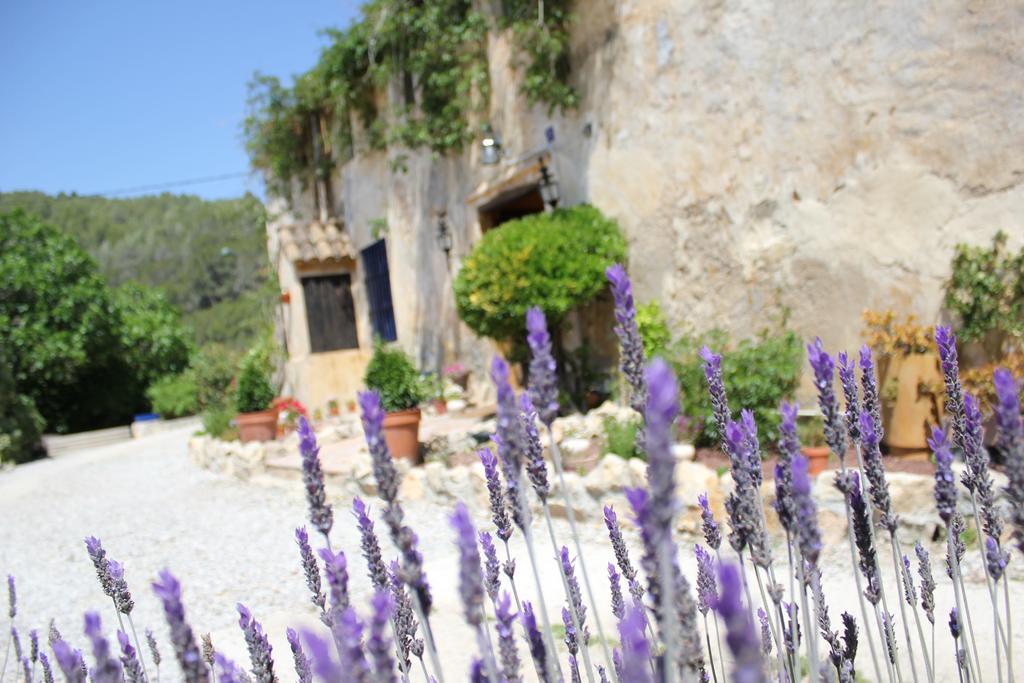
[478,185,545,231]
[302,273,359,353]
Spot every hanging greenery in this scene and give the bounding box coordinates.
[244,0,578,196]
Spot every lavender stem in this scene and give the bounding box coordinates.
[967,494,1010,657]
[751,565,789,679]
[793,553,820,680]
[409,591,444,683]
[947,525,979,683]
[126,615,150,683]
[545,429,616,677]
[540,504,596,683]
[702,614,718,683]
[886,535,921,683]
[519,522,565,681]
[1003,576,1014,683]
[500,541,524,615]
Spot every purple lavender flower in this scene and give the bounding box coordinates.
[560,547,589,644]
[494,593,521,683]
[914,543,935,625]
[526,306,560,426]
[808,338,848,462]
[859,345,884,441]
[723,421,770,565]
[84,536,114,598]
[237,603,277,683]
[695,544,717,616]
[11,626,21,665]
[318,547,350,620]
[388,560,423,669]
[847,473,881,605]
[286,628,312,683]
[713,563,765,683]
[480,448,514,542]
[791,452,822,565]
[40,651,55,683]
[351,498,389,591]
[645,359,681,542]
[490,356,530,531]
[900,555,917,607]
[604,505,645,609]
[213,653,250,683]
[882,612,897,666]
[740,409,764,487]
[335,608,372,680]
[451,502,485,627]
[936,326,966,453]
[107,560,134,615]
[700,346,731,455]
[774,402,800,535]
[606,264,647,416]
[29,629,38,665]
[360,391,432,613]
[299,629,343,681]
[359,390,400,506]
[625,487,665,624]
[948,607,961,639]
[561,607,579,657]
[298,415,333,539]
[929,427,958,524]
[52,639,87,683]
[6,575,14,618]
[837,351,861,443]
[366,591,396,681]
[946,513,967,579]
[993,368,1024,553]
[480,531,501,604]
[145,629,160,669]
[202,633,214,669]
[963,394,1002,540]
[294,527,328,623]
[697,493,722,551]
[859,411,898,532]
[783,602,801,658]
[984,536,1009,581]
[84,612,123,683]
[608,563,626,620]
[617,603,653,683]
[520,601,550,683]
[757,609,772,656]
[151,569,209,683]
[117,630,145,683]
[520,393,550,502]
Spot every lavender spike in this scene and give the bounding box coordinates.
[480,531,501,604]
[520,602,549,683]
[352,498,389,590]
[237,603,276,683]
[286,628,312,683]
[520,393,550,502]
[713,563,765,682]
[606,264,647,416]
[608,563,625,621]
[993,367,1024,554]
[495,593,521,683]
[117,630,145,683]
[367,591,397,682]
[151,570,209,682]
[526,306,560,426]
[807,338,848,462]
[837,351,861,443]
[84,612,123,683]
[450,502,485,627]
[298,415,333,540]
[697,493,722,551]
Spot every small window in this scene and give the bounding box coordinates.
[361,239,397,342]
[302,273,359,353]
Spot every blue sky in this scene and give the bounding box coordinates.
[0,1,361,200]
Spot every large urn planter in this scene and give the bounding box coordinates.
[236,409,278,443]
[382,408,422,463]
[880,352,944,452]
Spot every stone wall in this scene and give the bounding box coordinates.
[269,0,1024,405]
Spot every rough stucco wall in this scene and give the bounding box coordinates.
[579,0,1024,358]
[272,0,1023,407]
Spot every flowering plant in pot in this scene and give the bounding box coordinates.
[364,342,428,462]
[443,362,469,390]
[234,349,277,443]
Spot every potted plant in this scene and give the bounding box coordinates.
[235,349,277,443]
[273,397,307,436]
[327,399,340,417]
[444,363,470,391]
[426,373,447,415]
[863,310,944,452]
[365,343,428,463]
[798,417,830,476]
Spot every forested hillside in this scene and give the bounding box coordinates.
[0,191,271,348]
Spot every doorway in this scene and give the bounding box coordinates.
[478,184,545,232]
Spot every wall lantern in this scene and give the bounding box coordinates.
[436,211,453,258]
[539,163,560,209]
[480,124,503,166]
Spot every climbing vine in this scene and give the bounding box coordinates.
[244,0,578,198]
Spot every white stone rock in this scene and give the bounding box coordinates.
[672,443,696,462]
[583,454,630,496]
[561,437,592,456]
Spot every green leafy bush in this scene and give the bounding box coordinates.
[637,300,671,359]
[944,230,1024,343]
[0,349,45,464]
[202,404,236,440]
[235,349,275,414]
[603,416,642,460]
[364,343,428,413]
[454,205,627,341]
[193,345,242,410]
[147,372,200,419]
[672,328,803,448]
[115,283,194,390]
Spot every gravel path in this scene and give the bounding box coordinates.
[2,426,1021,682]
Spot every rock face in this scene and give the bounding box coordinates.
[269,0,1023,406]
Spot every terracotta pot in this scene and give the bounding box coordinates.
[383,408,421,463]
[882,351,943,451]
[801,446,831,476]
[236,409,278,443]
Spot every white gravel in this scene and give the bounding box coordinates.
[2,426,1021,682]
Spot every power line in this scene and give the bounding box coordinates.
[87,171,254,197]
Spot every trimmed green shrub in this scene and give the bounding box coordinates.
[454,205,627,341]
[202,403,236,440]
[672,328,803,448]
[637,300,671,359]
[235,349,275,414]
[944,230,1024,343]
[364,342,428,413]
[147,372,200,419]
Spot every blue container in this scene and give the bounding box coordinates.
[134,413,161,422]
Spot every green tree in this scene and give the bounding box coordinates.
[115,283,194,390]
